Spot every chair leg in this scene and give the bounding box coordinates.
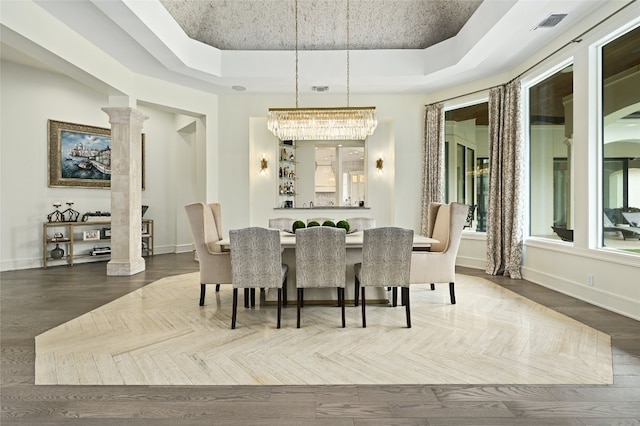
[250,288,256,307]
[215,284,221,292]
[283,277,288,307]
[430,283,435,291]
[340,288,345,328]
[244,289,250,308]
[231,288,238,329]
[297,288,303,328]
[361,287,366,328]
[277,288,282,329]
[392,287,398,307]
[404,287,411,328]
[449,282,456,304]
[354,276,360,306]
[199,284,206,306]
[300,288,304,308]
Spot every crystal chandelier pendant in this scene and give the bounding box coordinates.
[267,107,377,141]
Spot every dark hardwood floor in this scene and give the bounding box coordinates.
[2,253,639,425]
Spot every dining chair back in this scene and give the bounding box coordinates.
[347,217,376,232]
[410,202,468,304]
[184,202,232,306]
[354,227,414,328]
[295,227,347,328]
[229,227,288,329]
[269,217,296,232]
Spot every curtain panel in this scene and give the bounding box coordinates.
[421,102,444,236]
[486,79,524,279]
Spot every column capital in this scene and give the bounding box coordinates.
[101,107,148,127]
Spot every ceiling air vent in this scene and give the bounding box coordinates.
[534,13,567,30]
[312,86,329,92]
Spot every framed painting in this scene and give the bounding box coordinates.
[48,120,145,189]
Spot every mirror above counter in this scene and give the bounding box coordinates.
[277,139,367,209]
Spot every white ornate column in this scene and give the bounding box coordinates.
[102,107,149,276]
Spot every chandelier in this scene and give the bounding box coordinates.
[267,0,377,141]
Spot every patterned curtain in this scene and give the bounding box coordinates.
[420,102,444,236]
[486,79,524,279]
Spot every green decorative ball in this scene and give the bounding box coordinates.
[307,221,320,227]
[292,220,306,232]
[336,220,350,233]
[322,220,336,227]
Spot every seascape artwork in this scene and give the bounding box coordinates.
[60,130,111,181]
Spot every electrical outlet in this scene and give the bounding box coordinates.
[587,274,594,286]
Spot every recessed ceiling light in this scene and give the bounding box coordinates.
[232,85,246,91]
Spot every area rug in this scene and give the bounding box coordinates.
[35,273,612,385]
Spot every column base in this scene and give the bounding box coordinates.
[107,258,146,276]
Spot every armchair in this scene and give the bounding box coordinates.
[184,203,232,306]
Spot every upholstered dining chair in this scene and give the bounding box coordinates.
[295,227,347,328]
[229,227,289,329]
[354,227,414,328]
[269,217,296,232]
[184,202,232,306]
[347,217,376,232]
[409,202,468,304]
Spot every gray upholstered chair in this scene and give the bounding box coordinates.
[269,217,296,232]
[229,227,288,329]
[184,203,232,306]
[295,227,347,328]
[354,227,414,328]
[347,217,376,232]
[409,202,468,304]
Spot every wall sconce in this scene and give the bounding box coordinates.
[376,157,384,174]
[260,155,268,175]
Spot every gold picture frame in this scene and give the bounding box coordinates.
[48,120,145,189]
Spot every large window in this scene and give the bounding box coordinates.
[444,103,489,232]
[601,25,640,254]
[529,64,574,241]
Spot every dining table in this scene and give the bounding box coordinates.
[218,230,438,305]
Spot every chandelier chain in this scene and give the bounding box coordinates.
[295,0,299,108]
[346,0,350,107]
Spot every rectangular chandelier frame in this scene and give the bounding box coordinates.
[267,106,378,141]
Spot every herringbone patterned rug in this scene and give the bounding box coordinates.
[35,273,612,385]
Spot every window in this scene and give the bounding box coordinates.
[445,102,489,231]
[601,25,640,254]
[529,64,574,241]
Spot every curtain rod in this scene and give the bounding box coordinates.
[428,0,637,106]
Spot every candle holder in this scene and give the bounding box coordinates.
[61,201,80,222]
[47,202,64,223]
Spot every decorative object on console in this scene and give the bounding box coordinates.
[61,201,80,222]
[47,202,64,223]
[50,244,65,259]
[81,211,111,222]
[82,230,100,241]
[100,227,111,239]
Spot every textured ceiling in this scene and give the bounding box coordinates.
[160,0,482,51]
